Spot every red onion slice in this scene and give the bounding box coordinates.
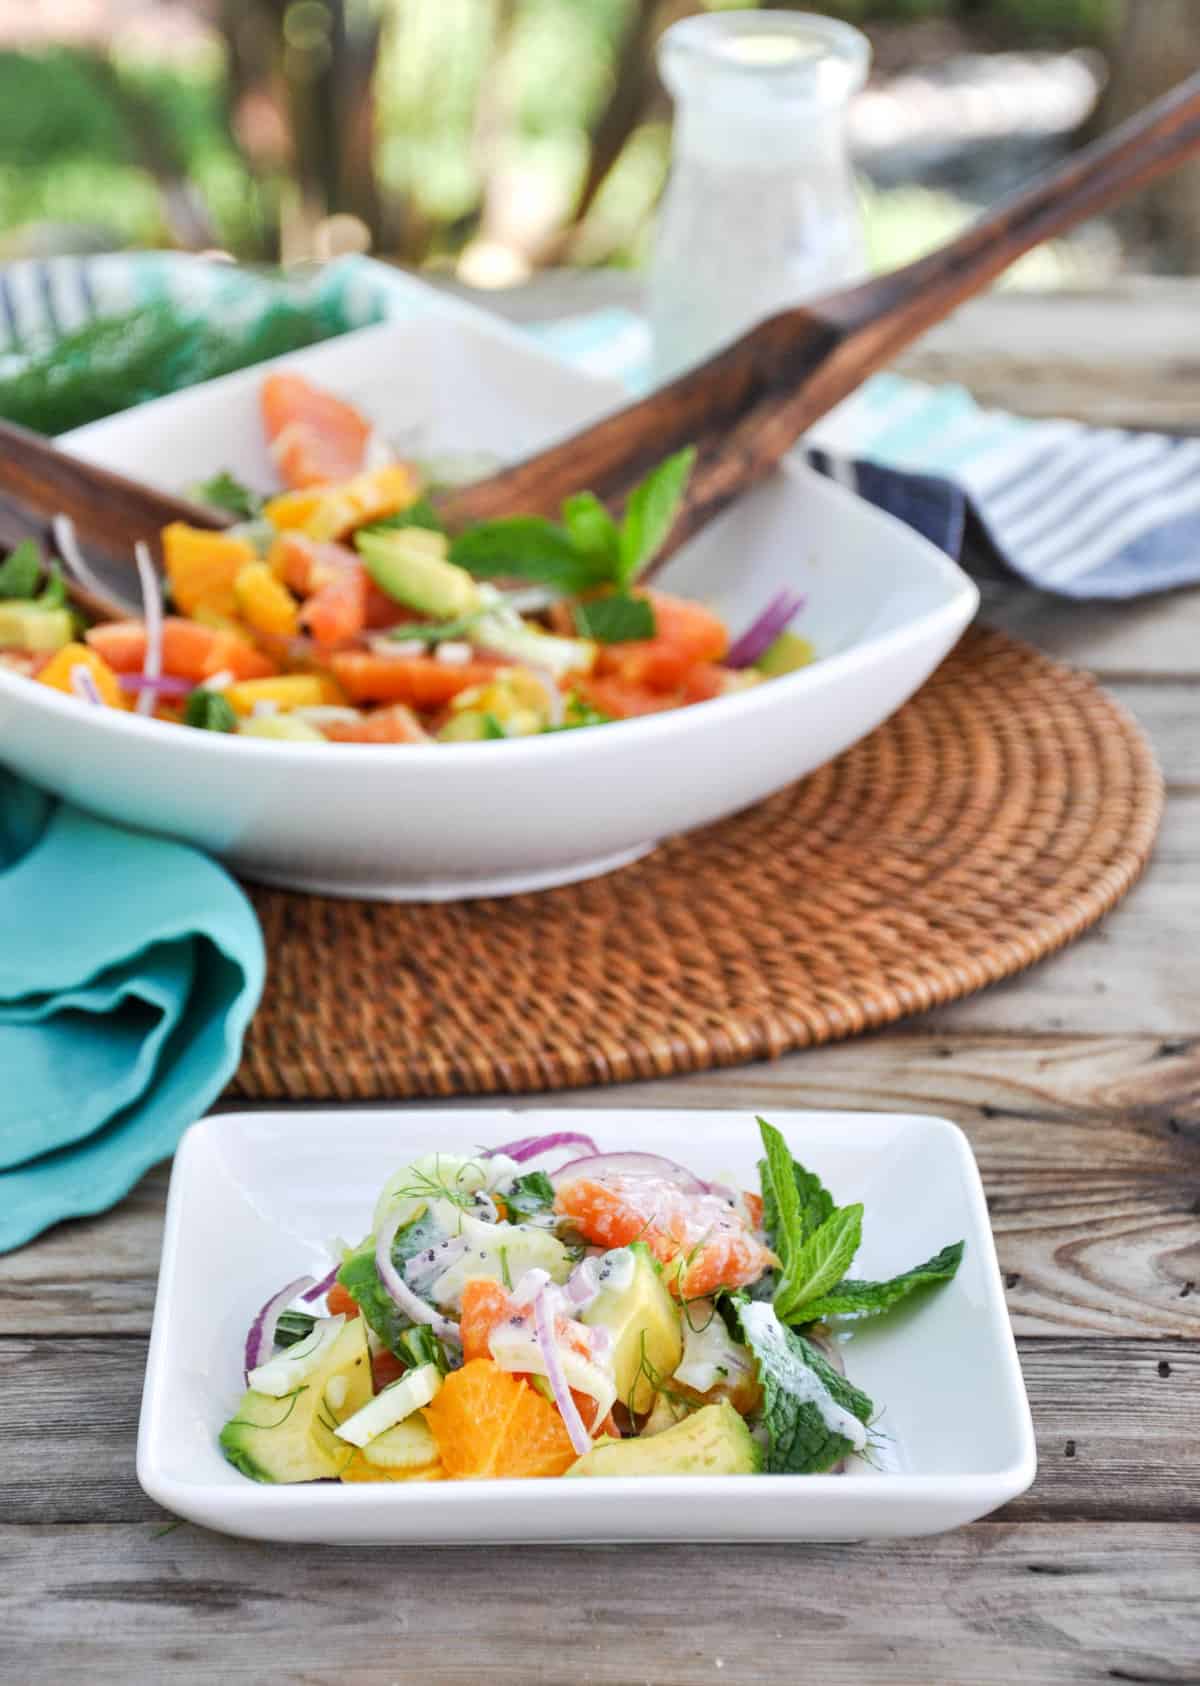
[132,539,164,717]
[486,1131,600,1164]
[53,512,140,620]
[244,1273,316,1380]
[549,1151,709,1195]
[69,664,103,706]
[117,672,192,698]
[533,1284,591,1457]
[725,589,806,669]
[375,1208,461,1346]
[301,1265,339,1303]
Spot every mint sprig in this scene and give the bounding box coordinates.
[448,447,696,600]
[755,1116,963,1327]
[798,1242,966,1324]
[0,539,42,600]
[732,1297,873,1475]
[573,592,656,644]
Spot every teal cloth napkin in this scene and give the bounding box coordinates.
[0,769,264,1252]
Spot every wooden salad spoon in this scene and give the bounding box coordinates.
[1,66,1199,623]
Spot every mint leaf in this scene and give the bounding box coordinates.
[798,1241,965,1324]
[362,495,445,537]
[573,592,656,644]
[502,1170,556,1224]
[0,540,41,600]
[336,1207,443,1357]
[450,518,609,594]
[190,470,263,520]
[184,689,237,733]
[734,1298,872,1474]
[562,491,620,564]
[775,1204,863,1324]
[757,1113,835,1247]
[37,562,67,610]
[616,445,696,586]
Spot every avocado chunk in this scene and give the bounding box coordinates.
[219,1316,372,1483]
[0,602,74,653]
[356,526,481,619]
[566,1401,762,1477]
[581,1243,683,1415]
[755,630,814,677]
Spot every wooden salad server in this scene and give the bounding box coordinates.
[0,67,1198,623]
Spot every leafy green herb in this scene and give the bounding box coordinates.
[616,446,696,586]
[481,712,506,740]
[774,1203,863,1325]
[562,491,620,563]
[361,495,446,538]
[448,448,695,598]
[398,1323,448,1374]
[275,1309,318,1349]
[797,1242,966,1324]
[573,592,656,644]
[190,470,263,520]
[502,1170,556,1224]
[450,516,610,595]
[545,695,613,734]
[37,562,67,610]
[0,296,363,436]
[184,688,237,733]
[732,1297,873,1474]
[336,1206,444,1357]
[0,540,41,600]
[758,1117,834,1258]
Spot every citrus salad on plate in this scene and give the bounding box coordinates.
[220,1119,963,1484]
[0,372,813,745]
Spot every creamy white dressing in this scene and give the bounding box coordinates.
[675,1299,753,1395]
[739,1301,869,1453]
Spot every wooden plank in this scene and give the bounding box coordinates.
[452,271,1200,430]
[2,1522,1197,1686]
[989,587,1200,683]
[3,1337,1195,1528]
[4,1031,1198,1339]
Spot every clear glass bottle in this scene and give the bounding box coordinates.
[649,11,870,383]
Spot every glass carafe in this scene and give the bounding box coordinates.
[649,11,870,384]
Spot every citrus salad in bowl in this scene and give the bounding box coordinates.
[220,1119,963,1485]
[0,371,812,746]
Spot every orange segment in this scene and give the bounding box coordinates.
[260,372,372,490]
[37,642,127,709]
[424,1359,576,1479]
[300,564,369,648]
[162,523,258,618]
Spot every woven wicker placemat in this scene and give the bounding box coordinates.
[232,627,1163,1100]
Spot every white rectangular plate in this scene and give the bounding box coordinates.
[138,1108,1035,1543]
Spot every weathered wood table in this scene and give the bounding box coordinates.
[3,276,1198,1685]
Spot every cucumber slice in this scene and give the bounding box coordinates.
[219,1317,371,1483]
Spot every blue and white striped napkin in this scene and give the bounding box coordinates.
[2,251,1196,602]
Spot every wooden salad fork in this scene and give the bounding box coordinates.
[1,67,1200,623]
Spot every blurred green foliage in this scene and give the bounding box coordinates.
[0,1,1119,269]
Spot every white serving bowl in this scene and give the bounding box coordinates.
[0,310,977,900]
